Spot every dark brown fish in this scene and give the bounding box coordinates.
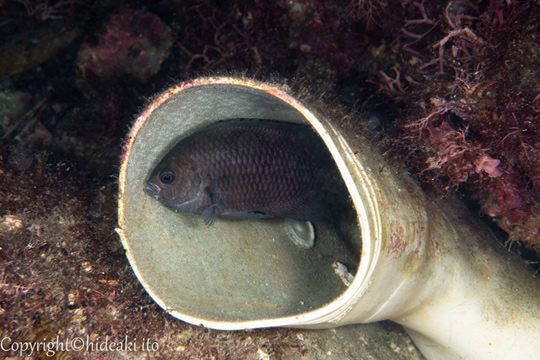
[144,119,342,226]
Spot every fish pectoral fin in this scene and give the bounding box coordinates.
[205,177,226,209]
[202,205,218,226]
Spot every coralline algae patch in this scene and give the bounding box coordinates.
[76,9,173,81]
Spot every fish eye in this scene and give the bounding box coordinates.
[159,169,175,184]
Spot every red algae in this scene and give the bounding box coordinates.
[368,1,540,247]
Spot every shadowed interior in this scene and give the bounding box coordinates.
[121,84,361,322]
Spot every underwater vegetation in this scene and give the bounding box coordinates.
[371,0,540,249]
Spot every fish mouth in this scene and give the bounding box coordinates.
[144,182,161,198]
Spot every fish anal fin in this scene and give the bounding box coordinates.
[220,210,273,220]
